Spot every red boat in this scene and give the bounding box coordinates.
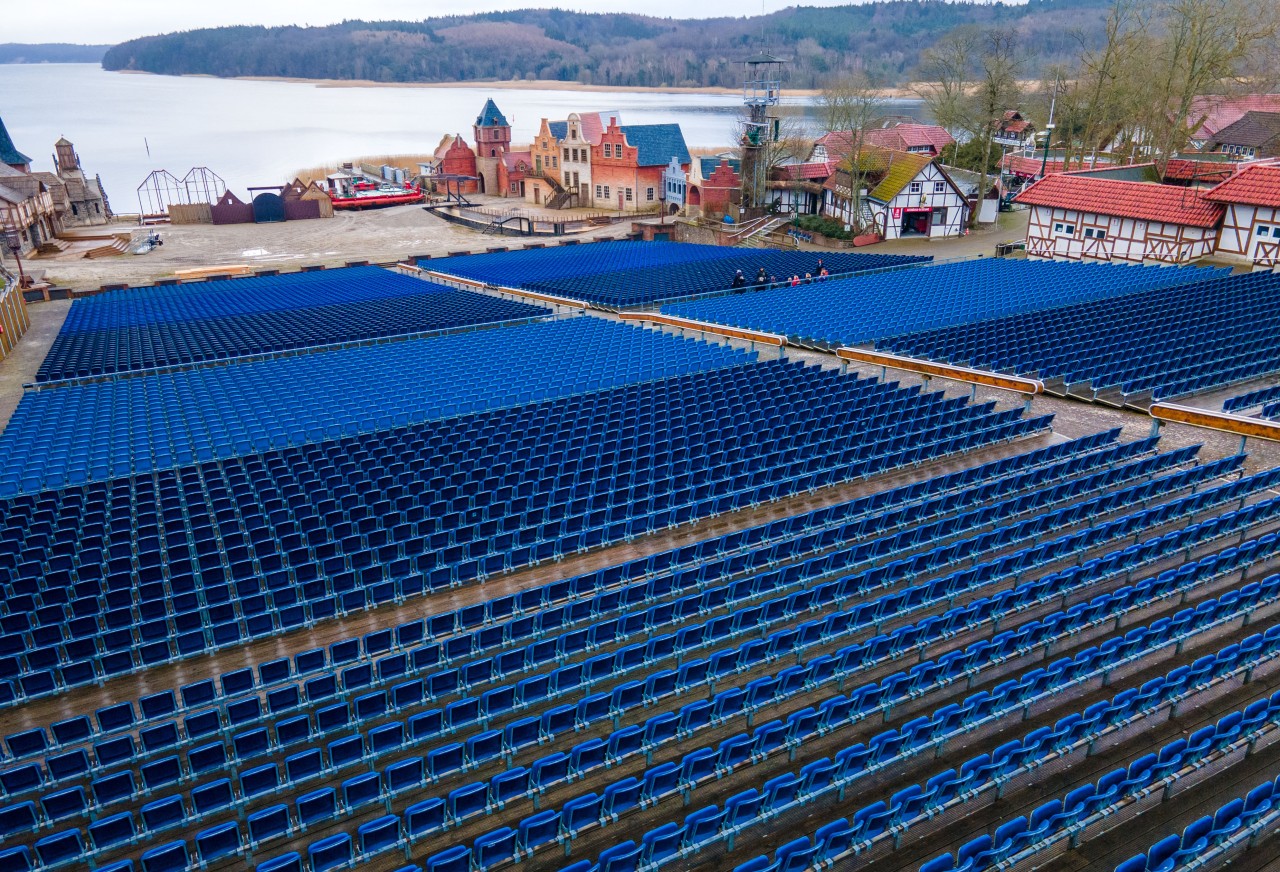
[331,182,424,210]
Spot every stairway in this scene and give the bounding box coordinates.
[36,238,71,255]
[83,235,133,259]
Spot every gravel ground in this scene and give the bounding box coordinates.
[28,198,634,291]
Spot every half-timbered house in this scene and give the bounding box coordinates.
[1015,170,1224,263]
[1203,161,1280,269]
[822,149,969,239]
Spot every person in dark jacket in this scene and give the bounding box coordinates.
[755,267,769,289]
[730,270,747,290]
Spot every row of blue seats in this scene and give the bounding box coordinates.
[4,319,754,492]
[0,430,1134,761]
[39,272,551,382]
[0,402,1041,696]
[662,259,1225,347]
[517,252,929,309]
[1116,771,1280,872]
[0,426,1161,712]
[1,443,1239,829]
[57,268,447,331]
[880,269,1280,401]
[742,653,1280,872]
[16,471,1275,871]
[0,365,1047,694]
[373,559,1280,872]
[915,692,1280,872]
[1223,383,1280,412]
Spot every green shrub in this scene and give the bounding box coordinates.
[792,214,852,240]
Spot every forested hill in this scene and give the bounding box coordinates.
[1,44,109,63]
[101,0,1112,89]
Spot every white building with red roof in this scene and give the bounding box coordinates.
[1015,167,1224,264]
[1203,160,1280,269]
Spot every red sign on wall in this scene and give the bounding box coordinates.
[892,208,902,219]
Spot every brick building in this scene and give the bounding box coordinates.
[590,120,690,214]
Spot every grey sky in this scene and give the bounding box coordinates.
[8,0,866,44]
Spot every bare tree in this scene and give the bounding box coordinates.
[816,71,884,230]
[969,31,1022,228]
[916,27,978,148]
[1074,0,1149,165]
[1136,0,1279,172]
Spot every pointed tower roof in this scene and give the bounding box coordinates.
[0,117,33,167]
[55,136,74,147]
[475,99,509,128]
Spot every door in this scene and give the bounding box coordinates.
[901,209,931,236]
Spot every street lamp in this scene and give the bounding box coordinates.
[1038,83,1059,180]
[1037,123,1056,180]
[2,229,25,290]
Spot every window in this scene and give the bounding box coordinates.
[563,149,570,163]
[933,181,946,194]
[564,172,572,187]
[603,185,610,199]
[647,187,655,201]
[1084,227,1108,240]
[1053,222,1076,235]
[1258,225,1271,236]
[909,182,922,194]
[596,185,603,198]
[625,188,633,201]
[552,156,558,168]
[604,144,613,158]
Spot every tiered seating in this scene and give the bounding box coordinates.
[1223,384,1280,412]
[881,269,1280,401]
[6,424,1280,872]
[37,268,548,381]
[662,259,1225,347]
[0,358,1044,701]
[0,319,754,493]
[1115,770,1280,872]
[426,240,928,308]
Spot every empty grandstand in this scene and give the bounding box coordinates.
[425,240,930,309]
[1,242,1279,872]
[880,269,1280,403]
[37,268,549,383]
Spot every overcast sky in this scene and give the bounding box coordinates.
[7,0,871,44]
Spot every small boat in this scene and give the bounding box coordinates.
[331,182,425,210]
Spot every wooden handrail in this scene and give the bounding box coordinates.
[618,312,787,347]
[836,347,1044,395]
[414,267,587,309]
[1150,402,1280,443]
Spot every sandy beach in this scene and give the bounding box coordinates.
[117,69,930,101]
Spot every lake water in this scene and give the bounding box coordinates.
[0,64,924,210]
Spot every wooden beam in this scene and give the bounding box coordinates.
[415,268,587,309]
[836,346,1044,395]
[618,311,787,347]
[1150,402,1280,443]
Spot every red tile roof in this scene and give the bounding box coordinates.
[1014,174,1224,227]
[1162,157,1237,183]
[817,124,953,158]
[1203,163,1280,208]
[774,161,835,181]
[1186,95,1280,139]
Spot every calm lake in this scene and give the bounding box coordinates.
[0,64,925,211]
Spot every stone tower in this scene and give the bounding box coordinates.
[473,99,511,196]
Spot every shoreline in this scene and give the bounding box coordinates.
[112,69,926,101]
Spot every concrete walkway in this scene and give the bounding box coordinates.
[0,299,70,429]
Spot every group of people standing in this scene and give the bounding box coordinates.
[729,260,831,293]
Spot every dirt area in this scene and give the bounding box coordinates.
[0,298,70,428]
[31,199,634,290]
